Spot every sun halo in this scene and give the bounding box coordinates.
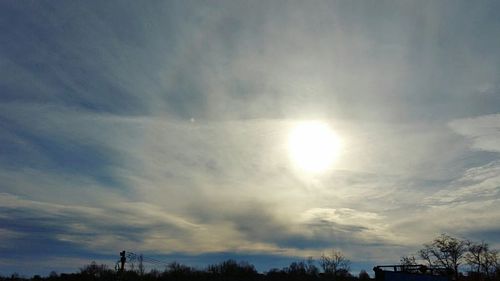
[288,121,341,173]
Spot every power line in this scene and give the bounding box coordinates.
[120,251,171,269]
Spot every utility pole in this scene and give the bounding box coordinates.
[120,251,127,272]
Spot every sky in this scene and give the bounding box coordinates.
[1,0,500,277]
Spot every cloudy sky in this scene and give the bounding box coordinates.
[1,0,500,276]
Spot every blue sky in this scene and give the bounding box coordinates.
[1,0,500,277]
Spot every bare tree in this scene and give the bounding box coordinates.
[419,247,434,268]
[463,240,500,280]
[419,234,467,280]
[400,255,419,273]
[80,261,113,279]
[320,249,351,279]
[138,254,145,277]
[358,270,370,281]
[466,240,489,275]
[482,249,498,278]
[306,257,320,277]
[400,255,418,267]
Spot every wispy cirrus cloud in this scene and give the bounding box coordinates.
[450,114,500,153]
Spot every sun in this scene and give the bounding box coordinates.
[288,121,341,173]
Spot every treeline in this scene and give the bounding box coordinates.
[0,259,367,281]
[0,250,367,281]
[400,233,500,281]
[2,234,499,281]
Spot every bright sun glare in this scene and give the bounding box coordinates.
[288,121,341,173]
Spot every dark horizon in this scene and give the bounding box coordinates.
[2,234,498,279]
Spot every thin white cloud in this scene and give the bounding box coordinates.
[0,102,491,260]
[449,114,500,153]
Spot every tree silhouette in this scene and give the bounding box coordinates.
[358,270,370,281]
[400,255,421,273]
[138,254,145,277]
[79,262,112,280]
[207,259,258,281]
[465,240,499,279]
[419,234,467,280]
[320,249,351,280]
